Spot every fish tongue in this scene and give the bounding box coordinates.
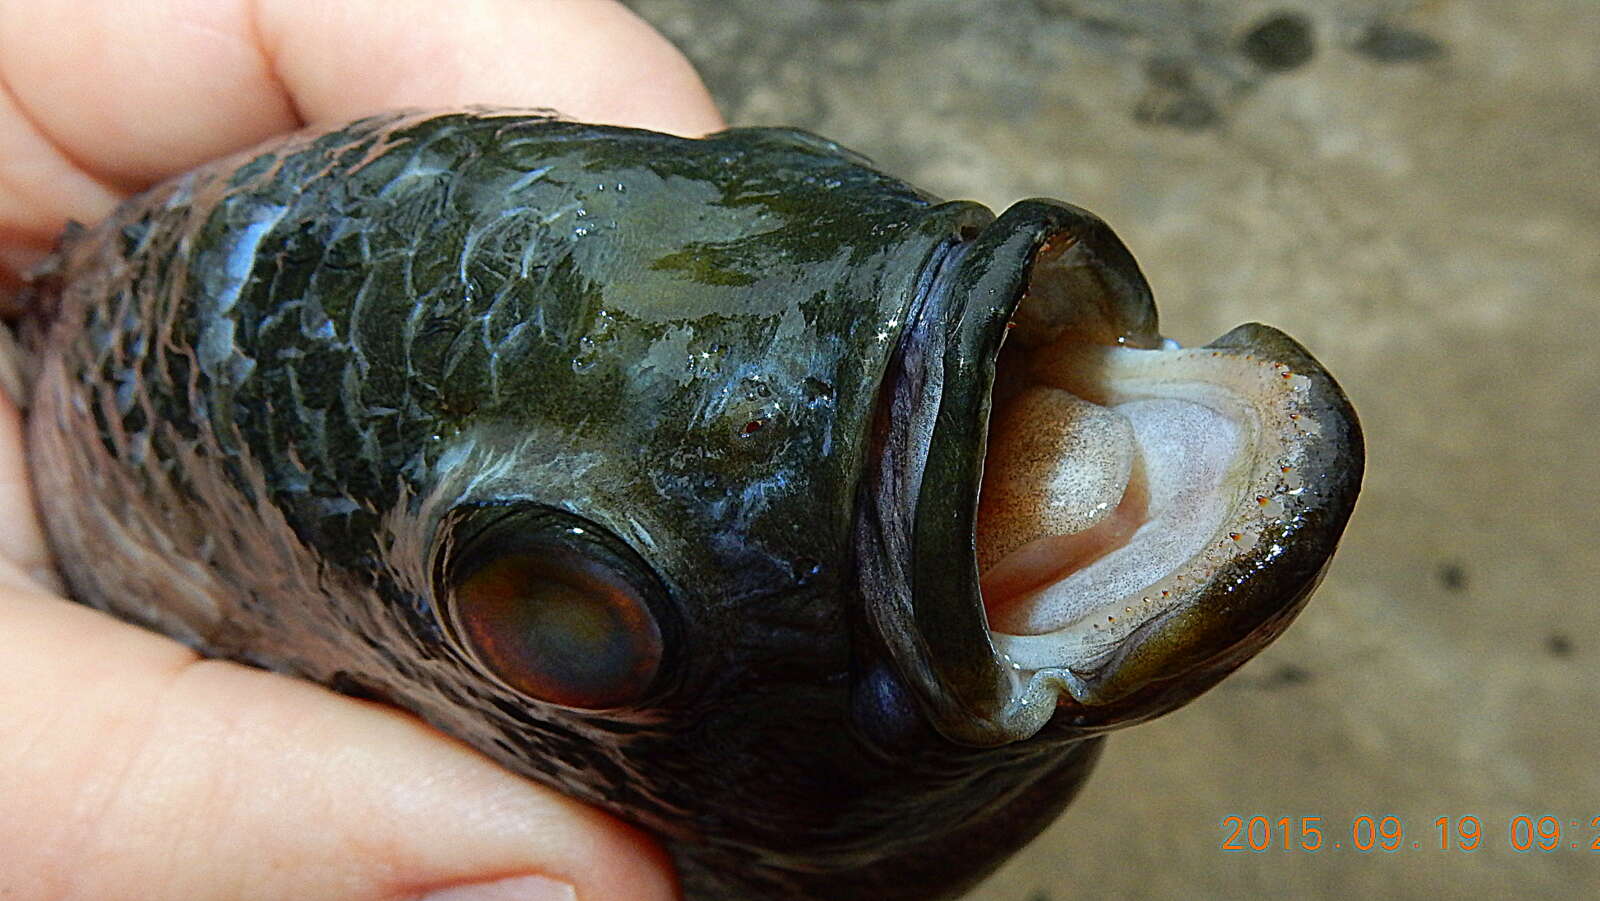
[975,386,1146,628]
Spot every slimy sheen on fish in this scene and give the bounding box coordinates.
[23,110,1363,900]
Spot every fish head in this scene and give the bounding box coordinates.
[405,179,1361,895]
[360,127,1069,895]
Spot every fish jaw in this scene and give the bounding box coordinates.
[858,199,1364,747]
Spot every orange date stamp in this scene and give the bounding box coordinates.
[1220,815,1600,852]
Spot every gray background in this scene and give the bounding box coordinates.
[624,1,1600,897]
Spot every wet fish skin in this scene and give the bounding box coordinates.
[25,111,1105,900]
[23,110,1362,899]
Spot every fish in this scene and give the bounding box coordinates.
[22,109,1363,900]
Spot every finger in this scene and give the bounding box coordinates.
[0,384,55,591]
[0,64,124,301]
[257,0,724,136]
[0,0,723,290]
[0,587,678,901]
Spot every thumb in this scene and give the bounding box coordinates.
[0,579,678,901]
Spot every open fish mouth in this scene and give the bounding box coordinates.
[861,200,1363,747]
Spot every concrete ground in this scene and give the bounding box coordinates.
[625,1,1600,897]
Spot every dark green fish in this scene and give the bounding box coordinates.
[24,110,1362,900]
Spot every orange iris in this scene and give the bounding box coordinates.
[453,549,662,709]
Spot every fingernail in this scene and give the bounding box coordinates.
[418,874,577,901]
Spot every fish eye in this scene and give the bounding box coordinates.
[449,545,663,709]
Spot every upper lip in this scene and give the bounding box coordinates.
[857,200,1364,748]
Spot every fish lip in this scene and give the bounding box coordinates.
[858,200,1364,748]
[1041,323,1364,729]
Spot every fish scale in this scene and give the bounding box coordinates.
[24,110,1361,900]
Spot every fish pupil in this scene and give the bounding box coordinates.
[453,550,661,709]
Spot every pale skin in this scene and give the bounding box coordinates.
[0,1,723,898]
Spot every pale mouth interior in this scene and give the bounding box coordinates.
[976,312,1321,675]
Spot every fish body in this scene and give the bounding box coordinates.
[24,111,1362,899]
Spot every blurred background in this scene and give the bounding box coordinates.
[624,1,1599,897]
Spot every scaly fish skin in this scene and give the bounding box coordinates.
[25,111,1361,900]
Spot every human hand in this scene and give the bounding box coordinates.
[0,2,721,898]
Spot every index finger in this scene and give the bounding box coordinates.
[0,0,722,295]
